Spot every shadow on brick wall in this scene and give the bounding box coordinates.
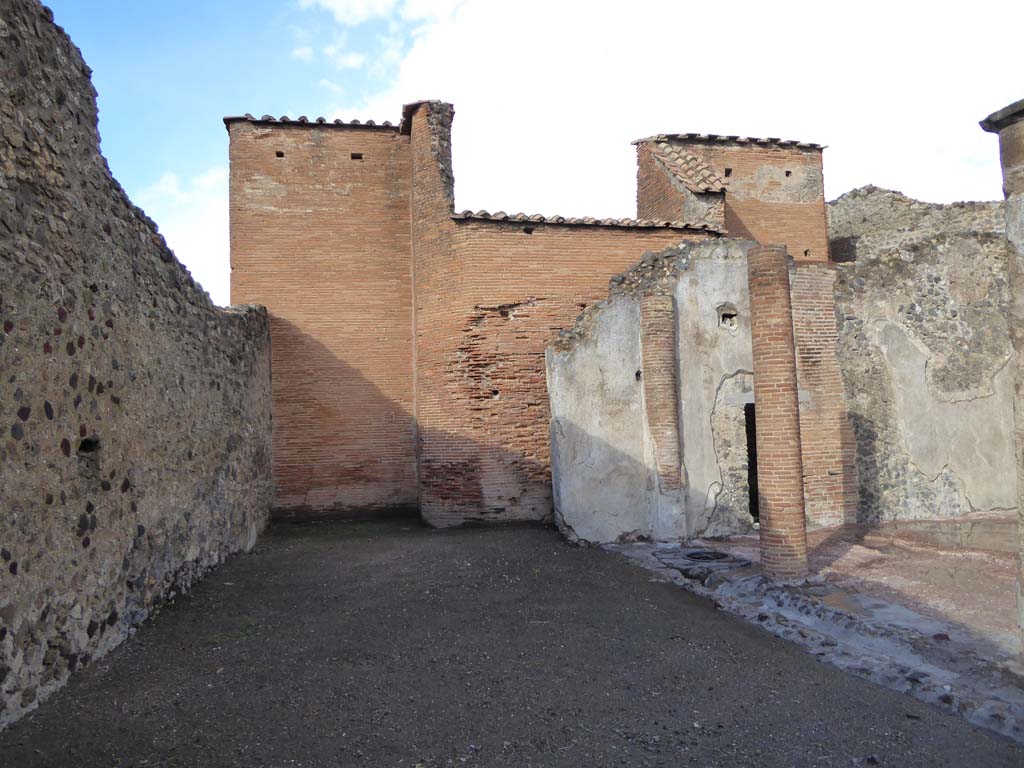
[265,318,671,533]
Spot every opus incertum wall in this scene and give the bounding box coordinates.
[828,187,1015,524]
[1,0,272,727]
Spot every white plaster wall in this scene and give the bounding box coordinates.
[547,296,660,543]
[675,256,755,536]
[875,322,1016,513]
[547,241,755,544]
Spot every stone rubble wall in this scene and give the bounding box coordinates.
[0,0,272,727]
[828,187,1015,522]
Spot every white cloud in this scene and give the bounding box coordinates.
[398,0,464,21]
[291,45,315,61]
[135,168,231,306]
[327,48,366,69]
[319,78,346,95]
[157,1,1023,307]
[300,0,399,26]
[351,0,1022,212]
[366,31,405,78]
[322,34,368,69]
[301,0,461,26]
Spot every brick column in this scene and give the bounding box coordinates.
[746,244,808,579]
[981,99,1024,646]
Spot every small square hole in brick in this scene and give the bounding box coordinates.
[275,151,284,158]
[351,152,363,160]
[724,168,732,177]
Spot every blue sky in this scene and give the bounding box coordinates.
[48,0,404,192]
[44,1,1024,306]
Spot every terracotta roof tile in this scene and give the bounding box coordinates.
[223,114,397,130]
[451,210,721,234]
[634,133,824,151]
[650,142,727,193]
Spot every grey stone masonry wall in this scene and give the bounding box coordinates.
[828,186,1006,261]
[0,0,273,727]
[828,186,1015,523]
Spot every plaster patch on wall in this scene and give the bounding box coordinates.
[547,240,755,544]
[675,253,755,537]
[547,296,660,544]
[243,173,288,200]
[725,162,822,204]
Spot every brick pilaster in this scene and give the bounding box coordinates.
[791,264,858,527]
[639,287,682,493]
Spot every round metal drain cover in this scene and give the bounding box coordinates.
[685,550,728,562]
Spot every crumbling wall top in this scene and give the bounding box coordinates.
[550,239,754,353]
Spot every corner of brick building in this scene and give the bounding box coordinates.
[676,140,829,264]
[634,141,726,231]
[636,142,684,220]
[227,116,417,519]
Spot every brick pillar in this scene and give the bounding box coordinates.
[981,99,1024,646]
[746,244,808,579]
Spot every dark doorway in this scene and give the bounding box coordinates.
[744,403,760,522]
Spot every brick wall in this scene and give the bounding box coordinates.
[791,265,859,527]
[635,143,725,230]
[407,102,465,523]
[637,143,687,221]
[228,121,416,518]
[419,219,707,525]
[408,102,711,525]
[746,245,808,578]
[226,102,838,529]
[678,141,829,263]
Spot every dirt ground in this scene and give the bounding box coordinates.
[1,520,1022,767]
